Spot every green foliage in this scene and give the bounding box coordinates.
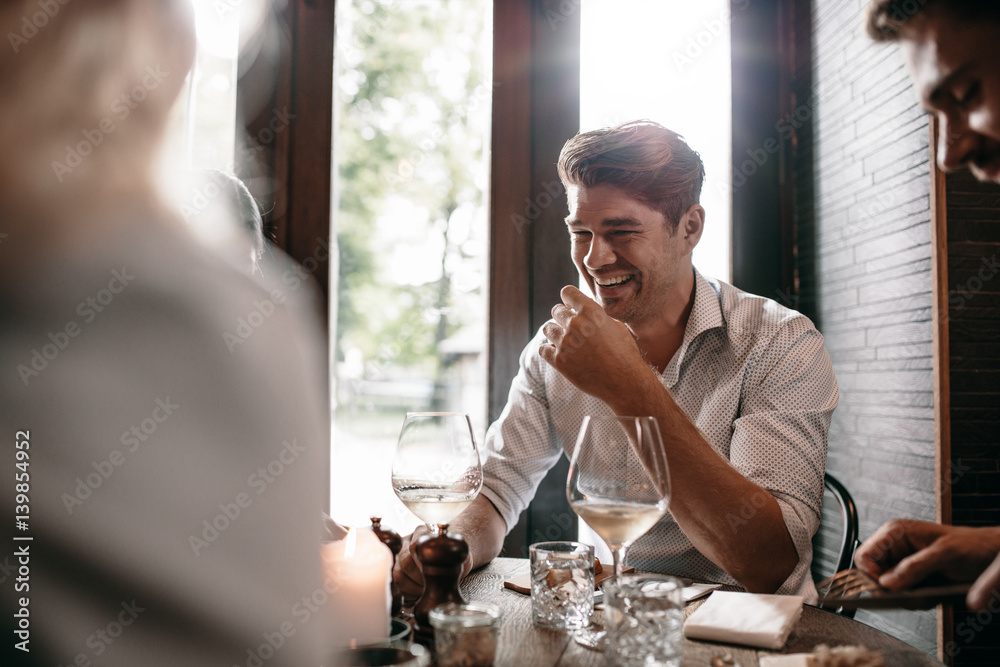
[334,0,490,386]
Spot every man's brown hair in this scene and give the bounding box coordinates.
[867,0,1000,42]
[557,120,705,229]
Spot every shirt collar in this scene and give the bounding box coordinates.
[662,268,724,386]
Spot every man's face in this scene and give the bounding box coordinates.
[899,9,1000,182]
[565,184,697,327]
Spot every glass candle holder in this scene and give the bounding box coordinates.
[428,602,501,667]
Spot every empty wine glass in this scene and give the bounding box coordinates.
[391,412,482,536]
[567,415,671,647]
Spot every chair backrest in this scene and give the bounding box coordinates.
[812,473,861,617]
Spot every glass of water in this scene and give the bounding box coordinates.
[529,541,595,630]
[603,574,683,667]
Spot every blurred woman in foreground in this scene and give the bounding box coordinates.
[0,1,331,664]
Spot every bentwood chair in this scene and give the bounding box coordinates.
[812,472,861,618]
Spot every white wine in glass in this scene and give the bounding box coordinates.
[570,500,666,550]
[391,412,482,536]
[567,415,671,647]
[568,415,671,576]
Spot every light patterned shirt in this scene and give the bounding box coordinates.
[480,269,838,600]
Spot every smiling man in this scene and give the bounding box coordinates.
[850,0,1000,613]
[394,121,838,600]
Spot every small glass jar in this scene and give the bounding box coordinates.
[428,602,501,667]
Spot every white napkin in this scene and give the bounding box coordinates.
[683,591,804,649]
[682,582,721,602]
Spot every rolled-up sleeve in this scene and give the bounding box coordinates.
[729,318,839,600]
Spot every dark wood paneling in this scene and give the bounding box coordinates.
[489,0,533,426]
[930,117,953,662]
[236,0,333,305]
[236,0,334,510]
[731,0,792,300]
[943,169,1000,665]
[490,0,580,558]
[528,0,579,332]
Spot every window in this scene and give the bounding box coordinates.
[163,1,241,173]
[231,1,743,542]
[330,0,493,533]
[160,0,263,261]
[581,0,732,281]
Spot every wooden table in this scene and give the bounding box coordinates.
[455,558,942,667]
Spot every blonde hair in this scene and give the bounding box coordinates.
[0,0,195,215]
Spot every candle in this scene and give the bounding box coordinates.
[323,527,392,649]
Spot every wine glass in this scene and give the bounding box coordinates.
[391,412,483,537]
[567,415,671,646]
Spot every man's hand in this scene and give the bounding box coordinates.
[538,285,646,403]
[393,525,430,599]
[392,496,506,599]
[855,519,1000,609]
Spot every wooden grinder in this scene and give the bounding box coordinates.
[412,530,469,632]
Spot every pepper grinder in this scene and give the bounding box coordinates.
[369,516,403,617]
[412,530,469,632]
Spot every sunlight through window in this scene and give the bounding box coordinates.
[330,0,493,533]
[581,0,733,282]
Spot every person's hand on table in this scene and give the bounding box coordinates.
[393,525,475,598]
[854,518,1000,609]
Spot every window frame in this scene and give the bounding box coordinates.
[236,0,798,553]
[238,0,583,545]
[236,0,335,511]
